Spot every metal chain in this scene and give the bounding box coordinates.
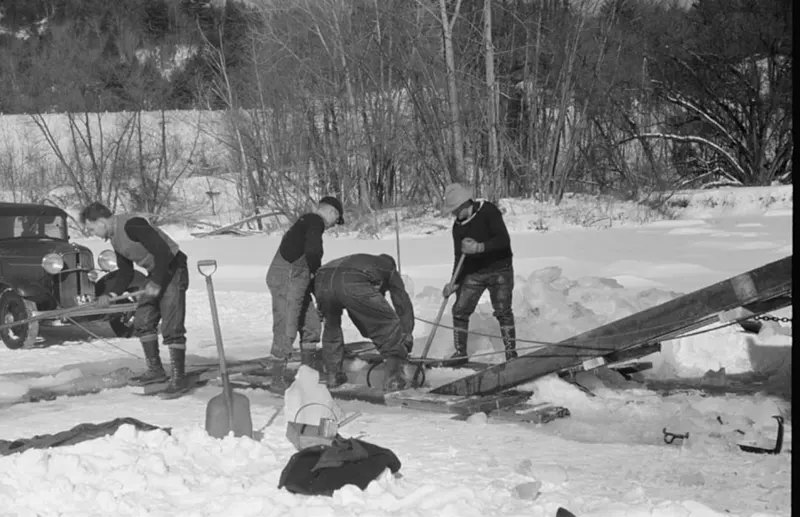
[753,315,792,323]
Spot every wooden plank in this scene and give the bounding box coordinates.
[431,256,792,397]
[129,359,271,395]
[558,342,661,377]
[382,389,532,416]
[489,402,571,424]
[191,211,282,238]
[615,362,653,377]
[448,390,533,416]
[354,350,488,370]
[227,371,569,425]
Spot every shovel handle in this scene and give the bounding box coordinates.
[197,259,218,277]
[411,254,466,385]
[200,260,235,432]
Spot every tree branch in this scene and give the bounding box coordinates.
[619,132,746,184]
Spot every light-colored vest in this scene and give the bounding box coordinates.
[111,214,180,272]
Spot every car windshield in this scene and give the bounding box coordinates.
[0,213,68,241]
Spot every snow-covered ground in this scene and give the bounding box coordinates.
[0,186,792,517]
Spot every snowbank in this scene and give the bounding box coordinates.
[1,418,784,517]
[409,266,792,392]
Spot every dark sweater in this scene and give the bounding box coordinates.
[278,213,326,273]
[451,200,513,282]
[110,217,187,294]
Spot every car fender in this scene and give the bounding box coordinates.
[0,280,50,305]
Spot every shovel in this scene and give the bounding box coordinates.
[199,259,254,439]
[411,254,466,386]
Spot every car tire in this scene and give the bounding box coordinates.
[0,289,39,349]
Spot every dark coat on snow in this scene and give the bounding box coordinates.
[278,437,402,496]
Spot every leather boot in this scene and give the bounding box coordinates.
[383,356,407,392]
[447,320,469,365]
[501,325,518,360]
[269,359,289,395]
[129,339,168,385]
[162,347,190,395]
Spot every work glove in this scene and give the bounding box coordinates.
[95,294,114,308]
[461,238,485,255]
[441,282,458,298]
[143,281,161,298]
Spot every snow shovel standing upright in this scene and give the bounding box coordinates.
[198,259,254,439]
[411,254,466,386]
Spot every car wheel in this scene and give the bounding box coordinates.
[0,290,39,349]
[109,312,136,338]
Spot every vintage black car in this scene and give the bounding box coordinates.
[0,202,146,349]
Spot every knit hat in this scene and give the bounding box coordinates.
[319,196,345,225]
[440,183,473,216]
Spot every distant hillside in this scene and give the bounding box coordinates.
[0,0,256,114]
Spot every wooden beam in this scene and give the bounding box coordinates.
[431,256,792,397]
[383,389,532,416]
[191,211,282,238]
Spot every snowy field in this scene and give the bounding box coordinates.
[0,186,793,517]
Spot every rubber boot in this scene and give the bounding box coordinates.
[269,359,289,395]
[321,342,346,388]
[447,321,469,366]
[383,356,407,392]
[501,325,518,361]
[129,339,168,385]
[324,371,349,389]
[162,347,191,396]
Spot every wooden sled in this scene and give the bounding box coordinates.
[129,357,275,395]
[232,369,570,426]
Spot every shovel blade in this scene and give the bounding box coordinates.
[205,391,254,439]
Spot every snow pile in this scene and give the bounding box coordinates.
[665,186,793,219]
[0,411,787,517]
[524,371,789,449]
[410,265,791,390]
[0,425,285,516]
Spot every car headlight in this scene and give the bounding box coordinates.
[88,269,101,282]
[98,250,117,271]
[42,253,65,274]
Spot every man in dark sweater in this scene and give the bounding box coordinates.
[314,253,414,391]
[440,183,517,363]
[80,202,191,396]
[266,196,344,394]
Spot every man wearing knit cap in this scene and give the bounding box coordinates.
[79,202,191,397]
[314,253,414,391]
[266,196,345,394]
[440,183,517,364]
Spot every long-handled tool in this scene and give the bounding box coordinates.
[411,254,466,386]
[199,259,254,439]
[395,211,402,275]
[0,290,144,332]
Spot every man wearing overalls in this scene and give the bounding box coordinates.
[80,202,191,396]
[266,196,344,394]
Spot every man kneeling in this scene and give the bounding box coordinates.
[314,253,414,391]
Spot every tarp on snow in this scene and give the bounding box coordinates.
[0,417,169,456]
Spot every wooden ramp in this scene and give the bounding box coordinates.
[431,256,793,397]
